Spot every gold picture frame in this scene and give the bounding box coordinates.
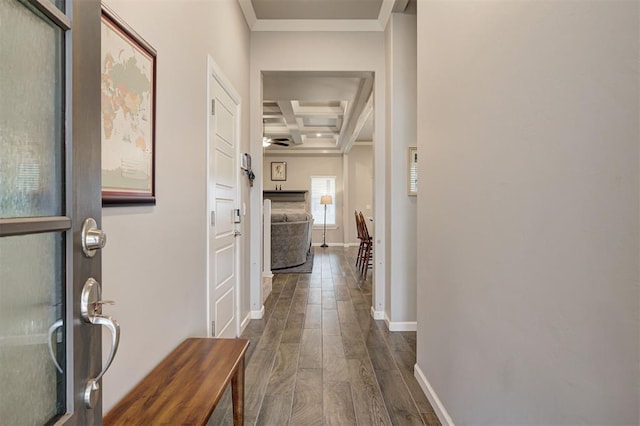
[271,161,286,181]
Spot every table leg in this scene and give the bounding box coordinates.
[231,356,245,426]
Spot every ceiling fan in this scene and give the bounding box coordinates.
[268,137,292,147]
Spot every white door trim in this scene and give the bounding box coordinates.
[206,55,242,337]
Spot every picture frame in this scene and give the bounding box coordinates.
[408,146,417,196]
[101,4,157,206]
[271,162,287,181]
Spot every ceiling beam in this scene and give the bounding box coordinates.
[343,93,373,154]
[337,77,373,151]
[277,101,303,145]
[392,0,410,13]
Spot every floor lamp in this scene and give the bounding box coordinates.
[320,195,332,248]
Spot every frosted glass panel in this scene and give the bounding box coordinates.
[0,0,63,218]
[0,234,65,422]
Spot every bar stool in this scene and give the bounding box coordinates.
[357,211,373,279]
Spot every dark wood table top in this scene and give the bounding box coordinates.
[104,337,250,426]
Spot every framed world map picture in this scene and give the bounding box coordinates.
[101,5,157,205]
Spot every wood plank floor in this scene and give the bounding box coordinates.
[208,247,440,426]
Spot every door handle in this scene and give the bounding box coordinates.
[234,231,242,237]
[81,278,120,409]
[81,218,107,258]
[47,319,64,374]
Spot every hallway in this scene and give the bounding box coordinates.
[209,247,438,425]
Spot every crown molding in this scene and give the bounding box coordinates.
[240,0,395,32]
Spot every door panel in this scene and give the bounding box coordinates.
[0,0,64,219]
[215,101,234,147]
[215,148,235,189]
[214,287,235,337]
[215,244,235,289]
[0,232,65,424]
[214,198,234,237]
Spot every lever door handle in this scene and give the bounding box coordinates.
[84,313,120,409]
[47,319,64,374]
[80,278,121,408]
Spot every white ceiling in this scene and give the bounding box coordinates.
[242,1,413,154]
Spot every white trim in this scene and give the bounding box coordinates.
[343,242,360,247]
[252,19,386,32]
[377,0,395,30]
[240,312,251,335]
[312,242,344,247]
[370,306,385,320]
[251,305,265,319]
[384,312,417,331]
[312,225,339,230]
[414,364,455,426]
[237,0,257,29]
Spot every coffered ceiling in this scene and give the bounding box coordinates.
[241,0,413,154]
[262,71,373,154]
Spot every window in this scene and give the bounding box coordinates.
[310,176,336,226]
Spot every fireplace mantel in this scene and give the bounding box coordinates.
[263,190,307,202]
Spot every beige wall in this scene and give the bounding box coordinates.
[100,0,250,412]
[416,1,639,424]
[385,12,417,326]
[346,145,374,245]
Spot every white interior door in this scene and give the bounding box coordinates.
[207,61,241,338]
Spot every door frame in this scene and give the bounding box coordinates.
[205,55,242,337]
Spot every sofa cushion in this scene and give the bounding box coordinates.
[285,213,309,222]
[271,213,287,223]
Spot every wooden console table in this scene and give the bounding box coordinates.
[104,337,250,426]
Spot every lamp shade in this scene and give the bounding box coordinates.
[320,195,333,205]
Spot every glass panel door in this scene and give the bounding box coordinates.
[0,0,103,423]
[0,0,68,423]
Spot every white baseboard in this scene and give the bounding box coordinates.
[370,306,385,320]
[250,305,265,319]
[239,312,251,334]
[343,242,360,247]
[311,242,344,247]
[384,312,417,331]
[414,363,455,426]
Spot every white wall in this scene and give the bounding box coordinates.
[385,13,417,327]
[416,1,639,424]
[250,31,386,314]
[100,0,250,412]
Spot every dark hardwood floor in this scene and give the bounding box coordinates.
[208,247,440,426]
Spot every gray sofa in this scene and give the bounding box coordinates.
[271,212,314,269]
